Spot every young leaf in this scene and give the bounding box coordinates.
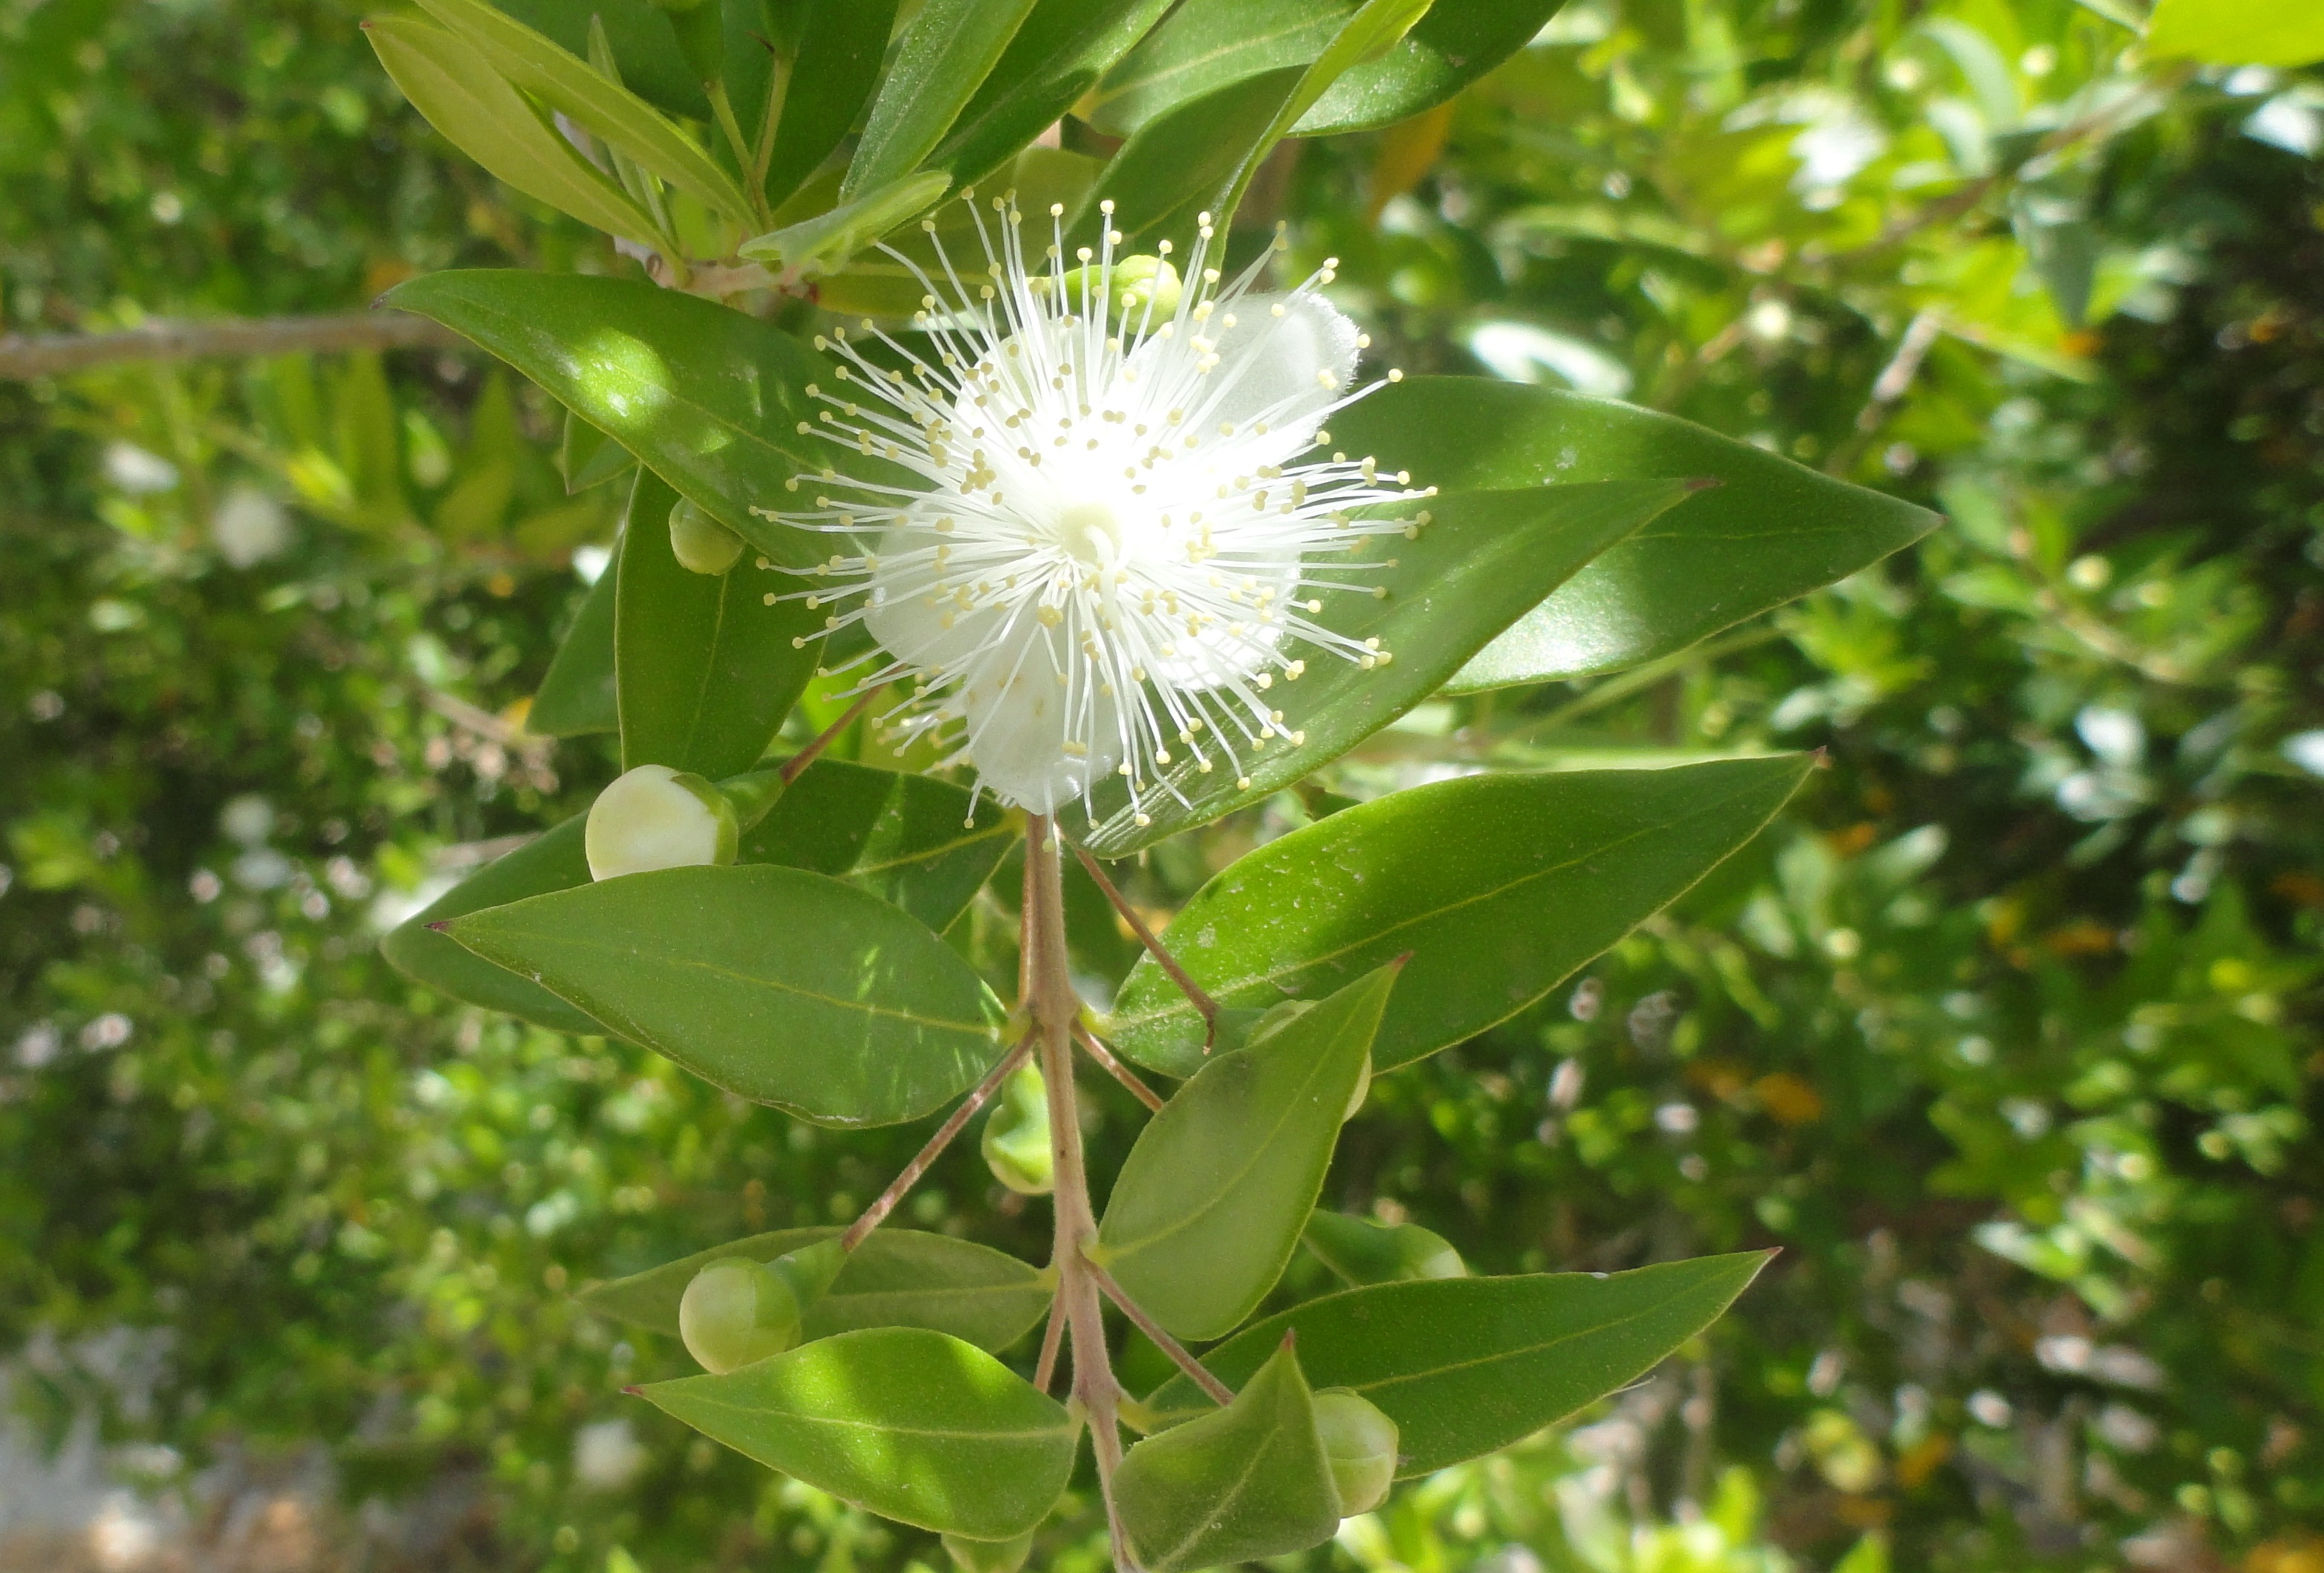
[1325,377,1941,687]
[1098,967,1395,1340]
[1109,757,1810,1077]
[483,0,713,120]
[742,758,1014,935]
[843,0,1042,201]
[581,1227,1054,1354]
[740,171,955,274]
[363,18,661,244]
[614,470,819,779]
[1302,1209,1465,1285]
[761,0,900,210]
[1146,1255,1773,1475]
[410,0,756,224]
[928,0,1179,188]
[1076,479,1694,854]
[386,271,872,565]
[2146,0,2324,68]
[822,148,1103,318]
[639,1328,1077,1539]
[441,864,1007,1126]
[527,565,618,737]
[1296,0,1571,134]
[1114,1342,1340,1572]
[377,815,603,1034]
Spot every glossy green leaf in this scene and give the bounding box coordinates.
[1099,967,1394,1340]
[843,0,1041,201]
[929,0,1178,187]
[1147,1254,1772,1475]
[613,471,817,777]
[1085,0,1346,140]
[387,270,867,565]
[441,864,1007,1125]
[1325,378,1941,689]
[412,0,756,224]
[1111,756,1808,1077]
[377,815,603,1034]
[1303,1208,1466,1285]
[364,18,661,244]
[2147,0,2324,67]
[1114,1342,1340,1573]
[640,1328,1076,1538]
[484,0,715,120]
[741,758,1014,934]
[741,170,953,273]
[560,408,637,493]
[1077,479,1692,854]
[528,566,617,737]
[824,148,1102,318]
[1296,0,1571,134]
[762,0,900,210]
[1081,66,1305,253]
[581,1227,1053,1353]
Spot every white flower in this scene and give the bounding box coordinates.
[756,193,1428,825]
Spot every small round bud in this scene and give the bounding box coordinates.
[669,499,746,574]
[1110,255,1182,320]
[1312,1389,1398,1516]
[981,1060,1054,1196]
[678,1258,801,1373]
[585,764,739,880]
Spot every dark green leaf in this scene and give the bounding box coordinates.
[762,0,901,210]
[741,757,1014,935]
[484,0,709,120]
[1077,480,1692,854]
[1296,0,1571,134]
[1110,757,1809,1077]
[581,1227,1053,1353]
[561,406,637,493]
[528,566,617,737]
[377,816,603,1034]
[614,464,819,778]
[1099,967,1394,1340]
[1146,1255,1772,1475]
[929,0,1178,187]
[640,1328,1076,1538]
[843,0,1041,200]
[1325,377,1941,688]
[441,864,1006,1125]
[1080,66,1306,253]
[1115,1342,1340,1572]
[1084,0,1345,140]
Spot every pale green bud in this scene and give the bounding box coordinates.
[585,763,739,880]
[678,1257,800,1373]
[981,1060,1054,1196]
[668,498,746,574]
[1312,1388,1399,1516]
[1036,255,1182,326]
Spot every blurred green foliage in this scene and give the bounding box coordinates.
[3,1,2322,1571]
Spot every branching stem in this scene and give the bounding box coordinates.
[1083,1254,1233,1407]
[1071,842,1221,1048]
[838,1032,1032,1253]
[1074,1022,1166,1113]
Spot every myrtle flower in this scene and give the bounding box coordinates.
[758,192,1428,824]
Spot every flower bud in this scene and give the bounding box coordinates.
[585,763,739,880]
[678,1257,801,1373]
[1036,255,1182,328]
[668,498,746,574]
[1311,1388,1398,1516]
[981,1060,1054,1196]
[941,1530,1034,1573]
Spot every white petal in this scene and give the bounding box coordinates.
[957,629,1122,814]
[1186,292,1361,438]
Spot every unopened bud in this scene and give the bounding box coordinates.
[1034,255,1182,326]
[669,498,745,574]
[941,1529,1034,1573]
[981,1060,1054,1196]
[678,1258,801,1373]
[585,763,739,880]
[1312,1388,1398,1516]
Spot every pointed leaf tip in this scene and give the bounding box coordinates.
[424,920,449,932]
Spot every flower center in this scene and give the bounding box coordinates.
[1053,500,1124,567]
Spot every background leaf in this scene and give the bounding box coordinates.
[741,758,1014,935]
[761,0,902,210]
[639,1328,1076,1539]
[1295,0,1571,134]
[2146,0,2324,67]
[377,815,603,1035]
[1110,757,1809,1077]
[842,0,1041,200]
[1146,1256,1772,1475]
[526,564,618,736]
[929,0,1178,187]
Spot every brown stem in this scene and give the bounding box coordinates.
[1028,816,1137,1570]
[1033,1291,1068,1394]
[779,690,877,784]
[1070,842,1221,1048]
[1074,1022,1166,1114]
[0,311,463,380]
[1083,1256,1233,1407]
[838,1033,1031,1252]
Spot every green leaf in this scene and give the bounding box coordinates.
[363,17,661,244]
[822,148,1102,318]
[441,864,1007,1125]
[615,470,819,778]
[528,566,617,737]
[741,758,1015,935]
[1302,1208,1465,1285]
[1110,757,1808,1077]
[1099,967,1395,1340]
[1296,0,1570,134]
[762,0,901,210]
[412,0,756,224]
[1114,1342,1340,1573]
[482,0,714,120]
[1076,479,1692,854]
[1082,66,1307,253]
[386,271,863,565]
[1085,0,1346,140]
[377,816,603,1035]
[929,0,1179,187]
[581,1227,1053,1353]
[639,1328,1076,1538]
[1325,378,1940,689]
[560,408,637,493]
[843,0,1042,201]
[741,170,954,273]
[1146,1255,1772,1475]
[2147,0,2324,65]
